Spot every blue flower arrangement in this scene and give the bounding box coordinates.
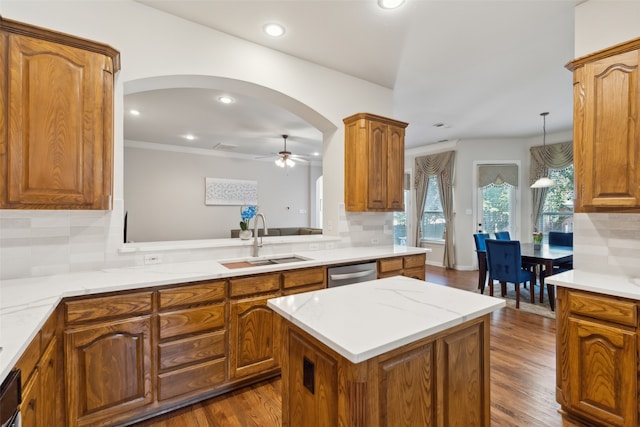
[240,205,257,231]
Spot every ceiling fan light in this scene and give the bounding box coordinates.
[530,177,556,188]
[378,0,405,9]
[275,158,285,168]
[286,158,295,167]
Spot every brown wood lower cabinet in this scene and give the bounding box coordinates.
[229,294,281,379]
[378,253,426,280]
[12,259,440,426]
[64,316,153,427]
[556,287,639,427]
[281,315,490,427]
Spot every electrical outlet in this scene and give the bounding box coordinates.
[309,243,319,250]
[371,238,379,244]
[144,254,162,265]
[326,242,335,249]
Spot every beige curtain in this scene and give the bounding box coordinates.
[478,164,518,187]
[415,151,456,268]
[529,141,573,229]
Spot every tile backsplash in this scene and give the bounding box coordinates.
[573,213,640,278]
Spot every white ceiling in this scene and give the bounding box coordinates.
[126,0,577,159]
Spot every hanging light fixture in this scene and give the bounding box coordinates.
[274,135,295,168]
[530,112,556,188]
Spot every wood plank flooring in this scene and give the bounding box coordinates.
[138,266,569,426]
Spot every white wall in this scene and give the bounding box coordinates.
[124,145,321,242]
[0,1,393,278]
[570,0,640,277]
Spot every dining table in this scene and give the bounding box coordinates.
[477,243,573,311]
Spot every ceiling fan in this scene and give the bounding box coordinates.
[271,134,309,168]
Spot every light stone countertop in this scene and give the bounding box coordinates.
[268,276,505,363]
[0,245,428,383]
[546,269,640,300]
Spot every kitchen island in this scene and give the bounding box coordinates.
[268,276,505,427]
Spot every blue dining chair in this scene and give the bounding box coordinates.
[494,231,511,240]
[549,231,573,271]
[473,233,491,293]
[548,231,573,247]
[485,239,537,308]
[494,230,536,273]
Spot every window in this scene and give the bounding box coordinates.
[480,183,516,235]
[538,165,574,235]
[420,176,445,241]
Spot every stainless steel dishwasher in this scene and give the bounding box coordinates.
[327,261,377,287]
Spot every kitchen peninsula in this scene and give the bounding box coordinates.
[269,276,505,427]
[0,245,429,426]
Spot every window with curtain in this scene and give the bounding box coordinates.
[538,165,574,236]
[420,176,444,240]
[530,141,573,237]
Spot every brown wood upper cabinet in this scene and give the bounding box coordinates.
[567,37,640,212]
[0,17,120,209]
[343,113,408,212]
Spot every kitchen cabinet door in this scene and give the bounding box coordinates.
[0,18,119,209]
[566,317,637,426]
[344,113,408,212]
[568,39,640,212]
[64,316,153,427]
[229,294,280,379]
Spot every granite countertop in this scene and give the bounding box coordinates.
[546,269,640,300]
[267,276,505,363]
[0,245,428,383]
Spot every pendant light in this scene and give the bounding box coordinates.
[530,112,556,188]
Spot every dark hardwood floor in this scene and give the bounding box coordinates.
[139,266,570,427]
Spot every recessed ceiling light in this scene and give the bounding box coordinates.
[264,23,285,37]
[312,152,320,156]
[217,95,235,104]
[183,134,196,141]
[378,0,405,9]
[129,109,140,116]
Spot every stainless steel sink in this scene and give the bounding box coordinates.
[221,255,310,269]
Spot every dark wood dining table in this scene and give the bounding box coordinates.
[477,243,573,311]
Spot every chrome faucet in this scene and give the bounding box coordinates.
[252,213,268,257]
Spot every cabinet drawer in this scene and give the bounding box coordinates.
[15,332,41,388]
[158,280,226,310]
[282,267,325,289]
[229,273,280,298]
[159,330,226,371]
[159,304,225,340]
[404,266,425,281]
[282,283,325,296]
[158,358,226,401]
[65,291,152,324]
[404,254,425,269]
[568,290,637,327]
[378,257,403,274]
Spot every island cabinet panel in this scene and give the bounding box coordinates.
[556,287,640,427]
[438,321,488,426]
[567,37,640,212]
[280,315,491,427]
[344,113,408,212]
[64,315,153,427]
[229,294,281,379]
[378,343,436,426]
[0,17,119,210]
[287,331,338,427]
